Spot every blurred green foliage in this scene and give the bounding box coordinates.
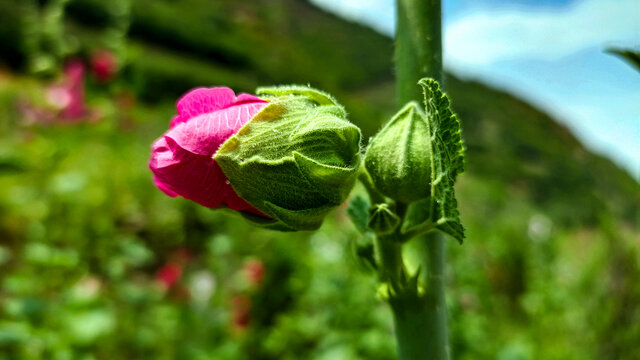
[0,0,639,359]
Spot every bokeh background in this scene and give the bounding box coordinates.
[0,0,638,359]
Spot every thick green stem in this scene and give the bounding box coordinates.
[392,0,450,359]
[389,292,432,360]
[422,232,450,359]
[395,0,443,104]
[386,233,450,360]
[376,235,405,286]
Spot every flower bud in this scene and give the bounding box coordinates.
[364,102,431,203]
[215,86,362,231]
[149,85,361,231]
[149,87,269,215]
[367,203,400,236]
[90,49,118,83]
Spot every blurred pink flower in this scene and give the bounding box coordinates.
[45,59,87,121]
[90,49,118,83]
[231,295,251,331]
[17,98,55,125]
[149,87,268,214]
[156,263,182,289]
[243,259,265,286]
[155,248,193,290]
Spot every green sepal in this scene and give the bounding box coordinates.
[364,102,432,203]
[262,202,336,231]
[216,85,362,231]
[293,151,356,204]
[368,203,401,236]
[257,85,345,114]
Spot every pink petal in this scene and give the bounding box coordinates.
[153,176,179,197]
[150,135,262,214]
[150,87,268,214]
[171,87,235,128]
[60,59,87,120]
[171,88,267,128]
[236,93,265,103]
[165,101,266,156]
[169,115,182,129]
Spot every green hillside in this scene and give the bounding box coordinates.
[0,0,638,359]
[9,0,638,217]
[446,77,639,226]
[62,0,639,227]
[63,0,394,95]
[5,0,636,231]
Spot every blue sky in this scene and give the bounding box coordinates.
[310,0,640,179]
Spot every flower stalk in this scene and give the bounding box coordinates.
[391,0,451,359]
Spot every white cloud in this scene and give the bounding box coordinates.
[558,96,640,179]
[441,0,640,178]
[309,0,395,34]
[444,0,639,66]
[309,0,640,177]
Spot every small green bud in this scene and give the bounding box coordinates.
[215,85,362,231]
[364,102,431,203]
[367,203,400,236]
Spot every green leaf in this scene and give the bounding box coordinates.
[400,198,433,234]
[347,195,371,233]
[606,47,640,73]
[353,232,377,271]
[418,78,465,242]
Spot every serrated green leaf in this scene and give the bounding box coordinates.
[418,78,465,242]
[419,78,464,179]
[347,195,371,233]
[353,233,377,271]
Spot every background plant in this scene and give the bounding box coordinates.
[0,0,638,359]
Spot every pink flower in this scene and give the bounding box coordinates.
[60,60,87,120]
[44,59,87,122]
[243,259,265,286]
[149,87,268,214]
[231,295,251,330]
[156,263,182,289]
[90,50,118,83]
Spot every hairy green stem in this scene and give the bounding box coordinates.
[393,0,450,359]
[376,234,405,286]
[389,290,432,359]
[395,0,443,105]
[422,232,450,359]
